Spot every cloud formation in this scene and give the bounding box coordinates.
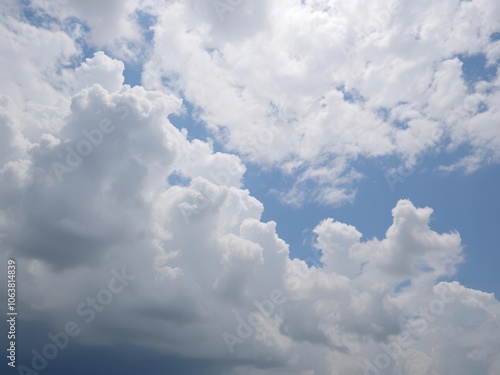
[142,0,500,204]
[0,1,499,374]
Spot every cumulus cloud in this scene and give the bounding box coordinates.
[141,0,500,204]
[1,1,499,374]
[70,51,125,93]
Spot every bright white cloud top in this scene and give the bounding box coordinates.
[0,0,499,374]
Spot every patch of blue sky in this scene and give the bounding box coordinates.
[20,0,54,26]
[243,161,384,259]
[394,279,412,294]
[136,9,156,41]
[336,85,365,104]
[122,60,143,87]
[458,53,498,91]
[376,107,391,122]
[167,172,191,187]
[477,101,489,113]
[490,32,500,42]
[167,100,220,149]
[120,10,157,87]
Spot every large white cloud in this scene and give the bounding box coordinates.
[141,0,500,204]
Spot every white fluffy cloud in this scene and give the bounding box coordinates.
[31,0,143,60]
[1,1,500,374]
[0,4,78,107]
[141,0,500,204]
